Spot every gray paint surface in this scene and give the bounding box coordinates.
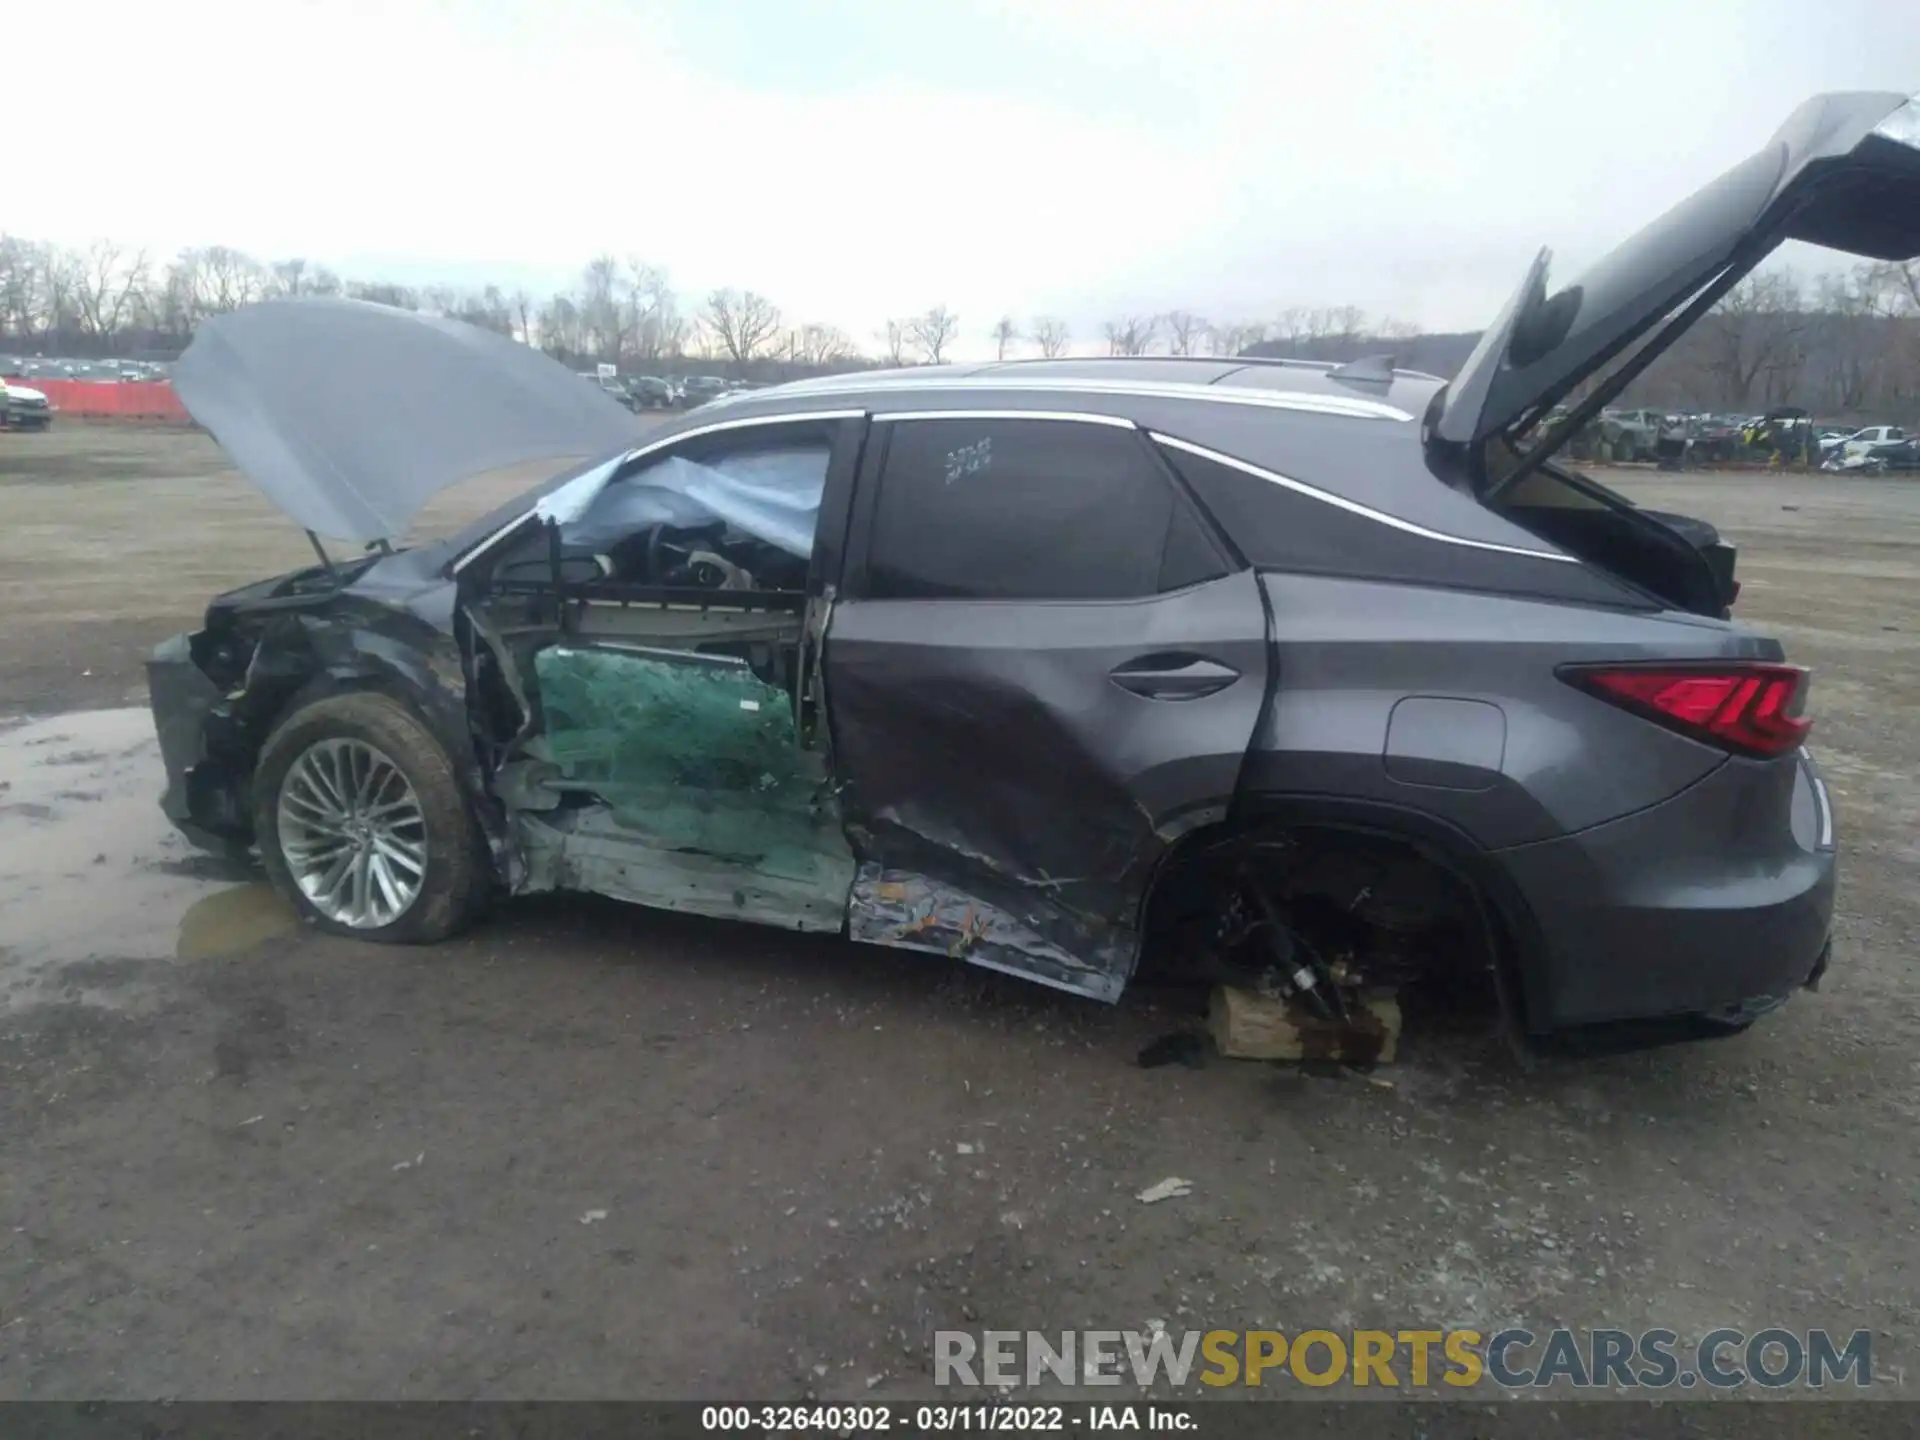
[173,298,647,542]
[826,568,1272,994]
[1383,697,1507,790]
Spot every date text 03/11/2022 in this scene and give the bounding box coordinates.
[699,1404,1191,1431]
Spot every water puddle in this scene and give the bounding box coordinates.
[175,882,298,960]
[0,708,297,1015]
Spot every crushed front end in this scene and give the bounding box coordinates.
[145,552,491,866]
[147,628,257,855]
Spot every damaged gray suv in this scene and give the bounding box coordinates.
[151,92,1920,1045]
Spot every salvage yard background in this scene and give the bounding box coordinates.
[1,422,1917,1398]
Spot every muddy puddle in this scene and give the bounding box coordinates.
[0,708,296,1014]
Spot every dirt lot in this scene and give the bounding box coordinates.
[2,424,1917,1403]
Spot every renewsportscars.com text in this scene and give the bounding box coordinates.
[934,1327,1873,1391]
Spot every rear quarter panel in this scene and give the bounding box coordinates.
[1244,572,1782,848]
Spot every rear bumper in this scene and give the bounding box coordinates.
[1495,750,1836,1031]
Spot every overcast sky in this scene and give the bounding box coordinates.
[15,0,1920,357]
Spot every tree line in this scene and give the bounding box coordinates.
[2,234,1916,418]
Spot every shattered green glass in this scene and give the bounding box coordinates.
[531,645,847,879]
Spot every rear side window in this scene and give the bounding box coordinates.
[1157,443,1311,569]
[865,418,1226,600]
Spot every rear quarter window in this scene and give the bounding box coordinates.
[865,417,1227,601]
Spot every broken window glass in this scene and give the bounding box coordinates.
[527,645,851,885]
[558,445,831,558]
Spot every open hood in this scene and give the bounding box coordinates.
[172,298,647,542]
[1438,90,1920,452]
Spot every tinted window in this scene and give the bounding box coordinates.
[867,419,1222,601]
[1157,501,1230,592]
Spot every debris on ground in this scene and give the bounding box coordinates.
[391,1151,425,1172]
[1209,985,1402,1063]
[1136,1177,1193,1204]
[1136,1031,1207,1070]
[580,1209,609,1225]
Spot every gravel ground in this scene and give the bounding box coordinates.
[1,424,1915,1404]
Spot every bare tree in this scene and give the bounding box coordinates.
[447,284,516,337]
[1798,270,1881,413]
[1694,273,1807,410]
[1102,315,1156,356]
[623,260,675,361]
[265,256,337,300]
[510,289,536,346]
[1874,259,1920,312]
[1269,306,1308,351]
[990,315,1019,360]
[0,236,38,340]
[1030,316,1070,359]
[793,322,856,367]
[196,246,267,314]
[34,243,82,341]
[580,255,624,360]
[686,318,722,361]
[73,242,149,345]
[656,310,690,358]
[1328,305,1368,350]
[1159,310,1208,356]
[345,278,418,311]
[907,305,959,364]
[537,294,583,357]
[877,318,909,365]
[703,288,783,365]
[1211,321,1266,357]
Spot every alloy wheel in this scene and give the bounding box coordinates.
[276,737,429,928]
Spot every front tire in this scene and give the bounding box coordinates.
[253,692,486,943]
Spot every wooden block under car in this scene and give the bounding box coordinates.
[1209,986,1402,1064]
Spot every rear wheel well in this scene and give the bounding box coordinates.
[1135,803,1533,1037]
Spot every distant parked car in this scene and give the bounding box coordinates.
[679,375,732,407]
[1874,439,1920,472]
[1689,415,1744,463]
[1825,435,1918,473]
[1828,424,1907,461]
[1599,407,1663,461]
[626,375,679,408]
[577,372,640,412]
[2,380,53,430]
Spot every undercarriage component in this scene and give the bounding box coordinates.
[1143,826,1488,1012]
[1232,859,1344,1022]
[1210,985,1403,1064]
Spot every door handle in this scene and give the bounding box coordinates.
[1109,654,1240,701]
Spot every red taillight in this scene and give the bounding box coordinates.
[1561,662,1811,758]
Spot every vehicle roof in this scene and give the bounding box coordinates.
[690,354,1448,430]
[605,354,1586,563]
